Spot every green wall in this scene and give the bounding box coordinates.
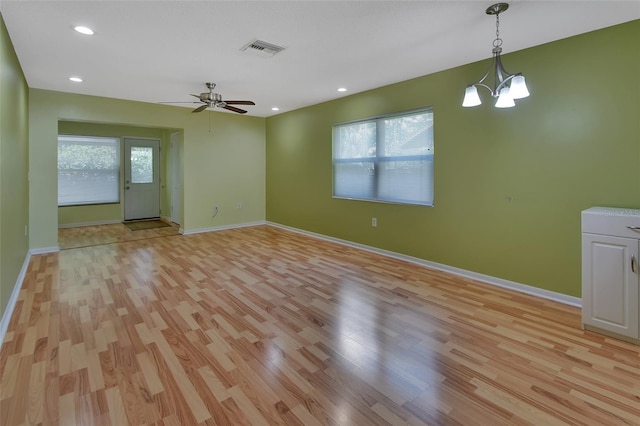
[30,90,265,249]
[0,14,29,317]
[266,20,640,298]
[57,121,177,226]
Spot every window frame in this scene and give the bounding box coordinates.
[332,106,434,207]
[57,135,121,207]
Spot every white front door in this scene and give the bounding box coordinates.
[124,138,160,221]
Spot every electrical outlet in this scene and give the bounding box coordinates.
[371,217,377,227]
[237,202,243,209]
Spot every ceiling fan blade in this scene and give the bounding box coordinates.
[223,100,255,105]
[222,105,247,114]
[190,94,201,99]
[192,104,209,113]
[158,101,201,104]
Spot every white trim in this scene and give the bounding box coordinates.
[182,221,267,236]
[30,246,60,255]
[58,219,121,229]
[0,250,31,347]
[267,222,582,308]
[169,133,183,226]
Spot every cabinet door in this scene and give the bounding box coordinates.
[582,234,639,339]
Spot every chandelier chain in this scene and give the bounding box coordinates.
[493,13,503,48]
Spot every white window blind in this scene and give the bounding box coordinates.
[58,135,120,206]
[333,108,434,206]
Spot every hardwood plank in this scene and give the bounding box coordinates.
[105,386,128,425]
[150,327,212,423]
[26,360,46,424]
[135,351,165,396]
[59,391,77,426]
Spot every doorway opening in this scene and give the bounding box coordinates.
[57,120,184,248]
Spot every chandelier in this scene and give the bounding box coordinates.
[462,3,530,108]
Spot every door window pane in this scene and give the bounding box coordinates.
[131,146,153,183]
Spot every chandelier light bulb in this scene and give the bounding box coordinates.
[495,87,515,108]
[509,75,530,99]
[462,86,482,107]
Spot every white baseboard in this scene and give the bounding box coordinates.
[182,221,267,236]
[0,250,32,347]
[30,246,60,255]
[267,222,582,308]
[58,219,121,229]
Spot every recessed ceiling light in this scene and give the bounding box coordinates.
[337,87,347,92]
[74,26,94,35]
[271,107,280,111]
[69,77,83,82]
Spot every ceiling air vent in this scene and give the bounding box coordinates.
[240,39,286,58]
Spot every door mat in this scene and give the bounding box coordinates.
[124,220,171,231]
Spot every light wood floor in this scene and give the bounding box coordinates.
[58,221,180,250]
[1,225,639,425]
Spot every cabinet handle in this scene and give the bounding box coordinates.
[633,255,638,273]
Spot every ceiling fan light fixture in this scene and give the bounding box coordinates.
[160,83,254,114]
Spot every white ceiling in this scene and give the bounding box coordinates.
[1,1,638,117]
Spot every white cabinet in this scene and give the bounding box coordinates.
[582,207,640,343]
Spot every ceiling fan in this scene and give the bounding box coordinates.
[160,82,255,114]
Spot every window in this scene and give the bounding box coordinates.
[333,108,434,206]
[58,135,120,206]
[130,146,153,183]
